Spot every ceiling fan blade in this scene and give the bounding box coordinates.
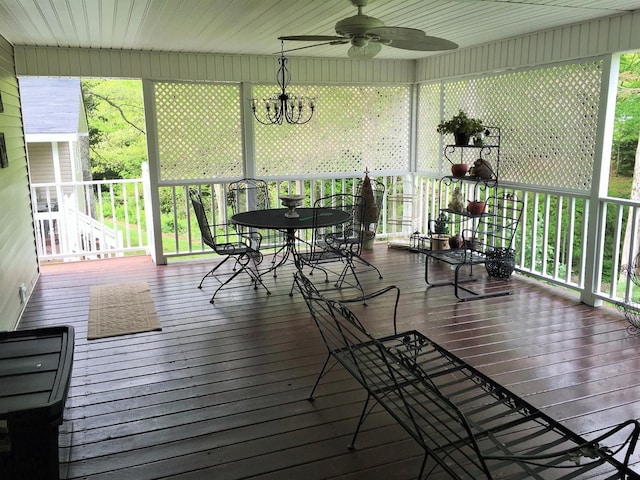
[386,36,458,51]
[367,27,426,42]
[348,42,382,59]
[278,35,348,42]
[278,41,348,55]
[368,26,458,51]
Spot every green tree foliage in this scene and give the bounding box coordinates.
[81,79,146,179]
[613,53,640,182]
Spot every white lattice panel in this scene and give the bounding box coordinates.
[253,84,410,177]
[154,82,243,180]
[416,83,442,173]
[438,60,602,191]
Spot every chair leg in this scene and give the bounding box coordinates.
[354,254,383,279]
[348,393,373,450]
[199,256,232,289]
[246,256,271,296]
[208,266,246,303]
[308,353,332,401]
[270,243,287,277]
[201,254,271,304]
[335,258,366,301]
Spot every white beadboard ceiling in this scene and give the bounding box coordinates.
[0,0,639,60]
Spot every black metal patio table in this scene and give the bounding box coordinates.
[231,207,350,274]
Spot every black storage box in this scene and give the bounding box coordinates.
[0,326,74,480]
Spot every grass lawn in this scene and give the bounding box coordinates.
[609,172,633,198]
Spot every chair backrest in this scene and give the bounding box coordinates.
[227,178,270,214]
[293,270,489,477]
[465,193,524,254]
[294,269,379,382]
[312,193,366,256]
[189,188,216,250]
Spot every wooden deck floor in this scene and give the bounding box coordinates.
[18,246,640,479]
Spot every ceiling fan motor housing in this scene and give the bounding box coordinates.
[335,13,384,46]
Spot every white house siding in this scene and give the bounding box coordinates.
[28,141,75,206]
[0,33,38,331]
[28,142,55,183]
[56,141,73,183]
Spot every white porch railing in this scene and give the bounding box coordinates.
[29,170,640,311]
[30,170,150,261]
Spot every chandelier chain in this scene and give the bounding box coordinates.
[250,41,315,125]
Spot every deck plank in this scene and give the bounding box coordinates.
[16,246,640,479]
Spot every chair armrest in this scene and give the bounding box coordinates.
[214,229,263,254]
[325,231,361,255]
[482,418,640,472]
[240,230,263,249]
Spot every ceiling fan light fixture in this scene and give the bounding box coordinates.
[348,42,381,59]
[351,36,369,48]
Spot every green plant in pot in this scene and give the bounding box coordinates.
[431,213,451,250]
[436,110,485,146]
[432,213,449,236]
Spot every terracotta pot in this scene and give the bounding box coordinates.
[451,163,468,177]
[448,234,464,249]
[467,200,486,215]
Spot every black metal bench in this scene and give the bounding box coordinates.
[295,271,640,479]
[425,193,523,301]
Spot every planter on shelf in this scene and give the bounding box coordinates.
[448,234,464,249]
[454,133,471,146]
[467,200,486,215]
[430,213,450,250]
[485,248,516,279]
[451,163,468,177]
[432,234,450,251]
[436,110,485,147]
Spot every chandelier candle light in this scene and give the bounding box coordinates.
[250,41,316,125]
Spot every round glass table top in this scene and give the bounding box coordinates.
[231,208,350,230]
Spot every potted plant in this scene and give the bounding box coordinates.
[436,110,485,146]
[430,213,450,250]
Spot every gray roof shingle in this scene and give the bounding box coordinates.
[19,77,83,135]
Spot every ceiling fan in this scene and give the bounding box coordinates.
[278,0,458,59]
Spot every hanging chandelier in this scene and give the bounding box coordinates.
[250,41,316,125]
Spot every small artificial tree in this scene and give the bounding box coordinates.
[433,212,450,235]
[356,172,379,248]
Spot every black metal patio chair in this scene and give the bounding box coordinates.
[292,193,368,298]
[227,178,287,275]
[189,187,270,303]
